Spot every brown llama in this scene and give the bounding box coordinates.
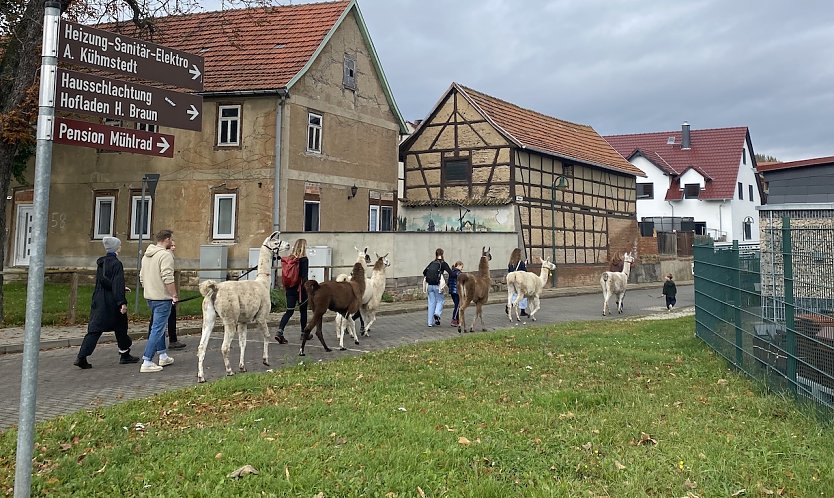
[299,247,370,356]
[457,246,492,333]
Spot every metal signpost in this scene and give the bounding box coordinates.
[134,174,160,313]
[16,11,204,497]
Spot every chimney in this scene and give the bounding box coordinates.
[681,122,691,150]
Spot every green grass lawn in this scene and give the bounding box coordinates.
[1,283,286,327]
[1,317,832,497]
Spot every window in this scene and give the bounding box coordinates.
[304,201,320,232]
[749,185,754,202]
[212,193,237,239]
[636,183,654,199]
[217,104,241,146]
[683,184,700,199]
[129,193,152,239]
[136,122,158,133]
[742,148,747,165]
[343,54,356,90]
[369,205,379,231]
[380,206,393,231]
[443,158,470,184]
[738,182,743,200]
[743,219,753,240]
[307,113,322,153]
[93,193,115,239]
[369,191,395,232]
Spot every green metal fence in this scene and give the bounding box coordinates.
[694,219,834,412]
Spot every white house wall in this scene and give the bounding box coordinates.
[729,141,761,243]
[634,156,671,222]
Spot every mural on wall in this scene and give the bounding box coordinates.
[403,206,514,232]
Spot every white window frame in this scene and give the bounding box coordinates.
[304,200,321,232]
[93,195,115,239]
[307,112,322,153]
[136,122,158,133]
[217,104,241,146]
[130,194,152,240]
[369,205,380,231]
[213,193,237,240]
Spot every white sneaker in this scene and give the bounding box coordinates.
[667,304,672,311]
[140,363,163,373]
[159,356,174,367]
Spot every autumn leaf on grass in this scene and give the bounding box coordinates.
[631,432,657,446]
[313,493,325,498]
[581,442,593,451]
[683,478,697,489]
[614,460,626,470]
[458,436,471,445]
[730,489,746,497]
[227,465,259,479]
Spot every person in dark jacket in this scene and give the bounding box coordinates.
[663,273,678,311]
[423,248,453,327]
[274,238,309,344]
[448,261,463,327]
[507,248,528,317]
[73,237,139,369]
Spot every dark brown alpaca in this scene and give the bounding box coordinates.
[457,246,492,333]
[299,248,369,356]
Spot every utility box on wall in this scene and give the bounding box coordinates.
[307,246,331,282]
[199,245,228,282]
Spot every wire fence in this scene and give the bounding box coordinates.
[694,218,834,412]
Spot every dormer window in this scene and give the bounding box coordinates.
[683,183,700,199]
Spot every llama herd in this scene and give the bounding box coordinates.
[194,232,639,382]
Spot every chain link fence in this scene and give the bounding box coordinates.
[694,217,834,412]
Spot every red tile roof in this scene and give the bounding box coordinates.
[454,84,644,177]
[102,1,351,93]
[604,127,750,200]
[757,156,834,172]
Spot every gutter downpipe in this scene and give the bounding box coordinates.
[273,90,289,234]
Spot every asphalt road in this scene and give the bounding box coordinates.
[0,284,693,430]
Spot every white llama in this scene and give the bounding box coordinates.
[334,252,390,346]
[600,251,636,316]
[196,231,288,383]
[506,257,557,322]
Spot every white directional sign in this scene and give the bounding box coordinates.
[56,68,202,131]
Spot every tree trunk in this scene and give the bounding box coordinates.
[0,0,54,323]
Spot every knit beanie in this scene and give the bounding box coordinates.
[102,236,121,253]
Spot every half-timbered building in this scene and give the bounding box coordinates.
[399,83,645,286]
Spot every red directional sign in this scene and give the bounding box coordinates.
[53,117,175,158]
[56,68,202,131]
[58,20,204,91]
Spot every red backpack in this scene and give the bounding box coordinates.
[281,255,301,289]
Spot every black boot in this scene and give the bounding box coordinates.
[274,330,288,344]
[119,351,140,364]
[73,357,92,369]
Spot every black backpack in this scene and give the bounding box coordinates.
[424,260,442,285]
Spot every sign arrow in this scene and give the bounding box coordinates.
[187,105,200,121]
[157,136,170,154]
[189,65,202,81]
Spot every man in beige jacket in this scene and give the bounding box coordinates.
[139,229,178,373]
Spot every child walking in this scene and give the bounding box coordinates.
[663,273,677,311]
[449,261,463,327]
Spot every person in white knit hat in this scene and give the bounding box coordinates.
[73,236,139,368]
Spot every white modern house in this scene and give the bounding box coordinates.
[605,123,762,243]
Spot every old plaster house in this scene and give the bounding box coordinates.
[7,0,405,270]
[605,124,761,243]
[399,83,645,286]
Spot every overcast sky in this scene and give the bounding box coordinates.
[207,0,834,162]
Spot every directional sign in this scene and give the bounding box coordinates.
[58,20,204,91]
[56,68,202,131]
[53,117,175,158]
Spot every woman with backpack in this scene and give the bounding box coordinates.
[423,248,453,327]
[274,238,308,344]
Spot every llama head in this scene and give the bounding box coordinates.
[623,251,635,264]
[262,231,287,252]
[540,256,556,270]
[374,252,391,269]
[353,246,371,264]
[481,246,492,261]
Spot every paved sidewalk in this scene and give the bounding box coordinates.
[0,282,675,354]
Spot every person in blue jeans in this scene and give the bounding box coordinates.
[423,248,453,327]
[507,248,528,317]
[139,229,177,373]
[448,261,464,327]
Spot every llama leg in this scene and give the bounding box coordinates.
[257,319,270,366]
[363,309,376,336]
[196,307,216,383]
[617,293,624,314]
[348,312,359,345]
[356,310,367,336]
[300,313,321,356]
[476,302,485,332]
[512,292,524,322]
[220,322,236,376]
[315,320,331,352]
[458,301,467,333]
[506,289,514,322]
[529,296,541,321]
[237,323,247,372]
[335,314,345,350]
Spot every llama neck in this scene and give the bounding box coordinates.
[539,266,551,284]
[622,260,632,278]
[478,257,489,277]
[255,246,273,282]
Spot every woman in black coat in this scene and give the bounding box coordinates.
[73,237,138,369]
